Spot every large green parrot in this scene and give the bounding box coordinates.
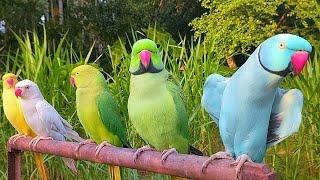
[128,39,202,164]
[71,65,130,180]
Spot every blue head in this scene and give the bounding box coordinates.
[259,34,312,77]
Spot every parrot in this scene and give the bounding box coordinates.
[201,34,312,175]
[2,73,48,180]
[127,39,203,167]
[15,79,84,174]
[70,64,130,180]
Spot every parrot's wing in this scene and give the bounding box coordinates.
[35,101,68,138]
[96,90,130,147]
[166,72,189,140]
[201,74,229,124]
[267,88,304,147]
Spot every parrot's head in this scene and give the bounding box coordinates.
[259,34,312,77]
[71,65,105,88]
[15,80,42,99]
[2,73,18,89]
[130,39,163,75]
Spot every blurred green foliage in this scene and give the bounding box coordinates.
[0,0,203,53]
[191,0,320,60]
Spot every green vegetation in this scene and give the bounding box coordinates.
[0,0,319,179]
[191,0,320,60]
[0,0,203,53]
[0,28,319,179]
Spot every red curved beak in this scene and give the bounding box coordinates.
[70,76,76,88]
[7,78,14,87]
[140,50,151,69]
[291,51,309,75]
[15,88,22,97]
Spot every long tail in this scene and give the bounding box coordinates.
[108,165,121,180]
[62,157,78,174]
[34,153,49,180]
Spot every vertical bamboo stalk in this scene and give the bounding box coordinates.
[7,150,22,180]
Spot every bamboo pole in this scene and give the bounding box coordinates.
[7,137,276,180]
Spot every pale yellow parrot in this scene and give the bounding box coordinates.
[2,73,48,180]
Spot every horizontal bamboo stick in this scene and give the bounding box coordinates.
[7,137,276,180]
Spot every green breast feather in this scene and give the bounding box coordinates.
[128,70,189,153]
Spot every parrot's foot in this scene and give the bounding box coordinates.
[231,154,253,178]
[95,141,114,158]
[75,139,96,156]
[9,134,24,144]
[133,145,154,163]
[11,134,27,145]
[161,148,178,165]
[28,136,53,150]
[76,139,96,149]
[201,151,233,173]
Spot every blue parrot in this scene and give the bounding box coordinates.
[201,34,312,174]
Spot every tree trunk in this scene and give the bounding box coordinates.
[58,0,64,25]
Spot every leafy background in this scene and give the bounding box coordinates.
[0,0,319,179]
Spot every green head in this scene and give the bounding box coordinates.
[70,65,105,88]
[130,39,164,75]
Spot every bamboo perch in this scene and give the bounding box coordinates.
[7,137,277,180]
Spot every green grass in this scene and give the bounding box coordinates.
[0,30,319,179]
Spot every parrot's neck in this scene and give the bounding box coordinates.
[19,98,39,119]
[2,88,19,121]
[77,84,105,92]
[76,84,105,103]
[129,70,167,98]
[235,47,284,92]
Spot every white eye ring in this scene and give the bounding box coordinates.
[279,42,286,49]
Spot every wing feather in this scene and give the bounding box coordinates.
[165,72,189,140]
[96,90,130,147]
[35,101,67,137]
[267,88,304,147]
[201,74,229,124]
[36,101,82,142]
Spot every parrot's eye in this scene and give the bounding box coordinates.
[279,42,286,49]
[25,86,29,89]
[76,72,80,75]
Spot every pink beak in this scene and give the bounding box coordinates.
[15,88,22,97]
[70,77,76,88]
[7,78,14,86]
[291,51,309,75]
[140,50,151,69]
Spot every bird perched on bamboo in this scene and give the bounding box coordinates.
[71,65,130,180]
[127,39,203,166]
[201,34,312,175]
[15,79,83,174]
[2,73,48,180]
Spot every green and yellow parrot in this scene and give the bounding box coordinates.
[71,65,130,180]
[128,39,202,165]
